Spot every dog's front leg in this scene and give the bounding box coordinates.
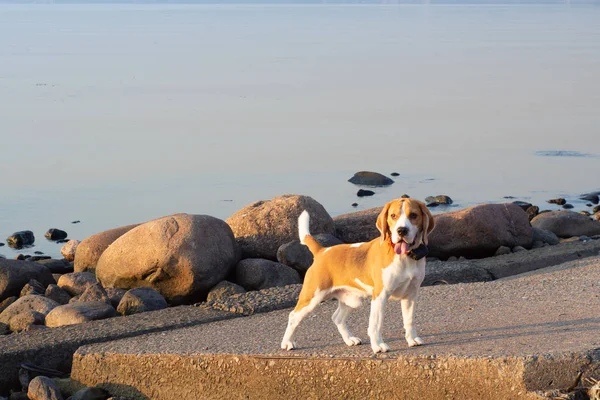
[401,294,424,347]
[368,291,390,353]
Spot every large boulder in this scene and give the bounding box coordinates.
[0,259,55,301]
[226,194,334,259]
[96,214,240,305]
[531,210,600,238]
[45,301,117,327]
[74,224,139,274]
[276,233,343,274]
[333,207,381,243]
[0,295,60,325]
[235,258,301,291]
[428,203,533,259]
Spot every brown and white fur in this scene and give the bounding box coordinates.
[281,198,435,354]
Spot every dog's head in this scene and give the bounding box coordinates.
[376,198,435,255]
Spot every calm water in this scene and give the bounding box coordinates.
[1,2,600,258]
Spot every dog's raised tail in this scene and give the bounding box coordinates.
[298,210,322,255]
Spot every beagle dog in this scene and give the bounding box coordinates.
[281,198,435,354]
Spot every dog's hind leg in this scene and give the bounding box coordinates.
[332,301,361,346]
[281,288,328,351]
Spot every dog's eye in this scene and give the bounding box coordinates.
[409,213,417,219]
[390,214,396,219]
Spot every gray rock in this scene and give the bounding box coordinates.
[235,258,301,291]
[57,272,97,296]
[512,246,527,253]
[78,283,111,305]
[0,259,55,301]
[425,195,453,205]
[45,301,117,327]
[356,189,375,197]
[494,246,511,256]
[97,214,240,305]
[8,310,44,332]
[525,206,539,221]
[512,201,532,211]
[0,295,60,325]
[0,322,9,335]
[532,227,560,245]
[207,281,246,302]
[60,240,80,262]
[68,295,81,304]
[35,259,73,274]
[21,279,46,297]
[348,171,394,186]
[116,287,168,316]
[531,241,545,249]
[0,296,16,314]
[27,375,63,400]
[105,288,126,308]
[547,198,566,206]
[562,203,574,209]
[276,233,343,274]
[531,210,600,238]
[44,285,71,305]
[226,195,334,260]
[579,193,599,204]
[6,231,35,249]
[69,387,110,400]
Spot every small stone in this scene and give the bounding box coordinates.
[78,282,111,305]
[45,285,71,305]
[446,256,458,262]
[207,281,246,302]
[425,195,453,205]
[0,242,4,247]
[105,288,126,308]
[593,205,600,214]
[20,279,45,297]
[69,387,110,400]
[357,189,375,197]
[390,172,400,177]
[531,241,545,249]
[8,311,45,332]
[595,212,600,221]
[580,211,591,216]
[0,296,17,314]
[117,287,168,316]
[562,203,574,209]
[512,246,527,253]
[494,246,511,256]
[60,240,79,263]
[351,203,358,207]
[71,220,80,224]
[401,194,410,198]
[34,251,44,255]
[27,375,64,400]
[427,202,439,208]
[57,272,97,296]
[525,205,539,221]
[547,198,566,205]
[512,201,532,211]
[45,302,117,327]
[44,229,68,241]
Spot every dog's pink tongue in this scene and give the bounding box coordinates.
[394,242,408,255]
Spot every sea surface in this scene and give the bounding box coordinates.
[1,1,600,258]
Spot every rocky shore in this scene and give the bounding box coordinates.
[2,182,600,399]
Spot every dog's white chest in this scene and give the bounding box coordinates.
[382,256,425,294]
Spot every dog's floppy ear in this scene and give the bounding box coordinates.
[376,202,392,244]
[419,202,435,245]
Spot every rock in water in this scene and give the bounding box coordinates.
[96,213,240,305]
[357,189,375,197]
[425,195,453,205]
[44,229,68,241]
[348,171,394,186]
[6,231,35,248]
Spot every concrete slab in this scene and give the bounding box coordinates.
[72,258,600,400]
[0,306,238,393]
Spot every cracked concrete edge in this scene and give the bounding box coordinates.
[0,306,240,394]
[72,350,591,400]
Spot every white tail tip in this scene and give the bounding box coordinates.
[298,210,310,244]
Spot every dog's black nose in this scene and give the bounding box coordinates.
[397,227,408,236]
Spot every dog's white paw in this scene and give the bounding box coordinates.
[371,342,390,354]
[281,340,296,351]
[407,337,424,347]
[344,336,362,346]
